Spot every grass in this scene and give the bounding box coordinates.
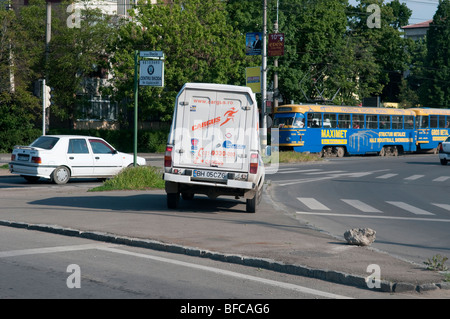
[89,166,165,192]
[90,151,321,192]
[0,164,8,169]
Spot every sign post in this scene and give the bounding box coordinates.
[134,51,165,166]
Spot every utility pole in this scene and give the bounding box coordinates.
[261,0,268,151]
[44,0,51,134]
[273,0,279,116]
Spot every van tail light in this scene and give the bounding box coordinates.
[31,156,42,164]
[11,154,16,161]
[440,143,443,151]
[250,153,258,174]
[164,146,173,167]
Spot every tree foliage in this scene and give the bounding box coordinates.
[109,0,250,122]
[419,0,450,108]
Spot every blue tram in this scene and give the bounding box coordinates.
[272,105,417,157]
[410,108,450,153]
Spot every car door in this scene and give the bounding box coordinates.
[88,139,124,176]
[67,138,94,176]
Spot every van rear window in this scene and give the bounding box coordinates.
[30,136,59,150]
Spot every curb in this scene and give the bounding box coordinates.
[2,219,449,294]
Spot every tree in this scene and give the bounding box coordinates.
[109,0,248,122]
[347,0,412,104]
[419,0,450,108]
[47,0,120,122]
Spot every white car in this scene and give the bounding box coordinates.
[9,135,146,184]
[439,136,450,165]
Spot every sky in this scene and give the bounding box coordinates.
[349,0,440,25]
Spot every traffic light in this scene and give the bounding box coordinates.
[44,85,52,108]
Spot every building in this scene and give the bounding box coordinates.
[402,20,432,41]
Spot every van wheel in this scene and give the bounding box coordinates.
[167,193,180,209]
[246,189,261,213]
[440,159,448,166]
[52,166,70,184]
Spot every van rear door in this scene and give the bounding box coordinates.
[173,87,252,172]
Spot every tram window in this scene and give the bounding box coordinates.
[430,115,438,128]
[418,116,429,128]
[379,115,390,129]
[366,115,378,129]
[338,114,351,128]
[352,114,364,129]
[439,116,446,128]
[392,116,403,129]
[405,116,414,129]
[273,117,294,127]
[323,114,337,128]
[307,113,322,128]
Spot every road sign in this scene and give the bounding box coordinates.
[268,33,284,57]
[140,51,164,58]
[139,59,164,87]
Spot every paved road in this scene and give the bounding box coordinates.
[4,225,423,300]
[1,153,450,297]
[268,154,450,265]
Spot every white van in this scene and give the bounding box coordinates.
[163,83,265,213]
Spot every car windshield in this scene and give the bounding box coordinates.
[30,136,59,150]
[446,136,450,143]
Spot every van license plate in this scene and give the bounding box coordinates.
[193,170,227,180]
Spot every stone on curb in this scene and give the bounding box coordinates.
[344,228,376,246]
[393,282,417,292]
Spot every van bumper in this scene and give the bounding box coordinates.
[163,173,254,190]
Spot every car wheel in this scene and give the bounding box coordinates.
[167,193,180,209]
[52,166,70,184]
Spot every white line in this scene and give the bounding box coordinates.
[341,199,382,213]
[279,169,322,174]
[98,246,352,299]
[376,174,398,179]
[404,175,424,181]
[278,176,334,186]
[0,244,113,258]
[295,212,450,223]
[297,198,330,210]
[432,203,450,211]
[386,201,434,216]
[304,170,346,175]
[433,176,450,182]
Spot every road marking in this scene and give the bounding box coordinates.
[297,198,330,210]
[295,212,450,223]
[432,203,450,211]
[278,169,322,174]
[404,175,424,181]
[376,174,398,179]
[99,246,352,299]
[433,176,450,182]
[386,201,434,216]
[341,199,382,213]
[0,243,115,258]
[304,170,346,175]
